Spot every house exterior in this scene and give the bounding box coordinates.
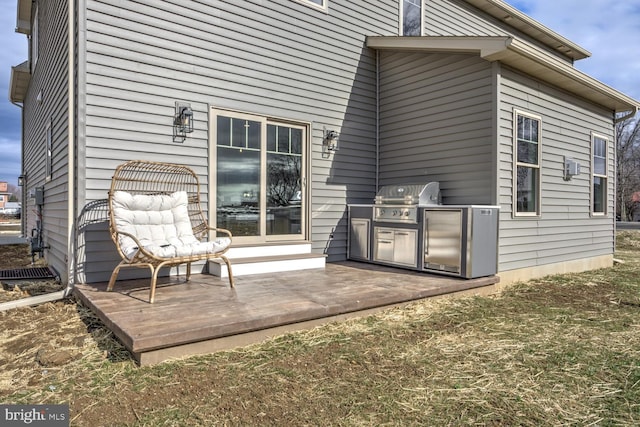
[0,182,9,209]
[9,0,639,287]
[631,192,640,222]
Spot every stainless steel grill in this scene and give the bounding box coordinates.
[366,182,441,268]
[374,182,440,206]
[373,182,440,224]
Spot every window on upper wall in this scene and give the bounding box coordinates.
[401,0,423,36]
[592,133,608,215]
[45,120,52,181]
[513,110,541,216]
[31,5,38,72]
[293,0,326,10]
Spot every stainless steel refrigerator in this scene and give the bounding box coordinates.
[423,206,499,278]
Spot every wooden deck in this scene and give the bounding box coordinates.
[74,261,500,365]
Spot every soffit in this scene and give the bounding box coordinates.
[366,36,639,114]
[463,0,590,61]
[16,0,32,35]
[9,61,30,104]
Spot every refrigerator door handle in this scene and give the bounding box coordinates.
[424,218,429,255]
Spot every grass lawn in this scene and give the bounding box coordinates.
[1,231,640,426]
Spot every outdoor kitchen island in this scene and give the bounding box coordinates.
[349,183,499,279]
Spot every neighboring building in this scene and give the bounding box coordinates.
[631,192,640,222]
[0,182,9,209]
[9,0,639,286]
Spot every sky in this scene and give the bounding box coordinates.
[0,0,639,186]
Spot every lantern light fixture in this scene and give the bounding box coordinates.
[323,128,339,153]
[173,102,194,142]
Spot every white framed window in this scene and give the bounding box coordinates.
[400,0,423,36]
[592,133,608,215]
[31,5,38,72]
[211,108,309,244]
[45,119,52,181]
[513,110,542,217]
[293,0,326,11]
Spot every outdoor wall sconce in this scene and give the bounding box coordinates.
[18,175,25,186]
[173,102,194,142]
[323,128,339,153]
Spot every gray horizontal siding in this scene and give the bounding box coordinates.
[497,65,616,273]
[425,0,575,63]
[25,0,617,285]
[78,0,401,281]
[21,0,70,282]
[426,0,505,37]
[378,52,495,205]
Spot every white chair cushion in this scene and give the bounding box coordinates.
[111,191,230,259]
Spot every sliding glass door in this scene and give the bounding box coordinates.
[213,109,307,243]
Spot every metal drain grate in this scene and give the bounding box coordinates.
[0,267,57,280]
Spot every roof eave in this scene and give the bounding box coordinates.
[366,36,639,115]
[9,60,30,104]
[463,0,591,61]
[366,35,512,57]
[486,38,639,114]
[16,0,32,35]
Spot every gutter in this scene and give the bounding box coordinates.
[614,107,638,123]
[462,0,591,61]
[498,38,639,115]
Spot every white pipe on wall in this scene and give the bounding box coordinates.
[376,49,380,192]
[66,0,76,292]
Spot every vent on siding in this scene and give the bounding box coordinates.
[0,267,57,280]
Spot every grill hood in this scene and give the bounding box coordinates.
[374,182,441,205]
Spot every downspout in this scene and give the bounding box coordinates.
[10,101,25,238]
[65,0,76,296]
[613,111,618,250]
[375,49,380,192]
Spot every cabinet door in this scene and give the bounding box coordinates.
[374,228,395,262]
[393,229,417,267]
[349,219,370,260]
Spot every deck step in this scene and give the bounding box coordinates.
[224,242,312,258]
[208,253,326,277]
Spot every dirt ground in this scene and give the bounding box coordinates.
[1,233,640,425]
[0,242,134,425]
[0,244,63,303]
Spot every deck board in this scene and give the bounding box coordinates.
[74,261,499,364]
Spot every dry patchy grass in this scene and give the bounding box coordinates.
[1,232,640,425]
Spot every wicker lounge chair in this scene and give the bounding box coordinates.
[107,160,234,303]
